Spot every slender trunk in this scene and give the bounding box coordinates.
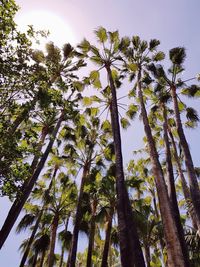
[19,211,43,267]
[137,70,185,267]
[48,212,59,267]
[68,161,91,267]
[32,251,39,267]
[171,85,200,227]
[162,104,190,266]
[59,246,65,267]
[86,199,97,267]
[101,207,114,267]
[59,217,70,267]
[39,250,46,267]
[106,65,145,267]
[168,129,198,230]
[152,192,166,266]
[144,244,151,267]
[0,111,64,249]
[19,168,57,267]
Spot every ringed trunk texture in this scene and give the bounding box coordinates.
[106,65,145,267]
[137,70,186,267]
[162,104,190,266]
[168,129,198,230]
[171,85,200,228]
[48,213,59,267]
[0,112,64,249]
[101,207,114,267]
[68,161,91,267]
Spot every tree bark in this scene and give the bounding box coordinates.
[48,212,59,267]
[168,128,198,230]
[19,167,57,267]
[171,85,200,228]
[144,244,151,267]
[0,111,64,249]
[19,210,43,267]
[86,199,97,267]
[59,216,70,267]
[101,207,114,267]
[162,103,190,266]
[39,250,46,267]
[68,161,91,267]
[106,64,145,267]
[137,69,186,267]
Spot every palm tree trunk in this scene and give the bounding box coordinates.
[86,199,97,267]
[19,211,43,267]
[137,70,186,267]
[19,168,57,267]
[144,243,151,267]
[171,85,200,227]
[168,128,198,230]
[48,212,59,267]
[32,251,39,267]
[106,64,145,267]
[101,207,114,267]
[59,246,65,267]
[162,103,190,266]
[68,161,91,267]
[0,111,64,249]
[39,250,46,267]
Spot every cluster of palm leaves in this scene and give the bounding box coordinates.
[1,1,200,266]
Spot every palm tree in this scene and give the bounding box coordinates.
[100,164,116,267]
[168,127,198,230]
[168,48,200,230]
[124,36,187,266]
[47,174,77,267]
[78,27,145,267]
[0,110,64,249]
[67,113,106,266]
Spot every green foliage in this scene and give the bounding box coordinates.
[169,47,186,65]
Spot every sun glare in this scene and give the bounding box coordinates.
[16,10,76,49]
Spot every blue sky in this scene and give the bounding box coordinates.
[1,0,200,266]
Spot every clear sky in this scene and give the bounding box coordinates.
[1,0,200,266]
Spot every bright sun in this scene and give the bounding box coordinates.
[16,10,76,49]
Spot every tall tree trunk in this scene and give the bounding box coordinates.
[32,251,39,267]
[144,244,151,267]
[101,207,114,267]
[0,111,64,249]
[162,103,190,266]
[19,211,43,267]
[59,217,70,267]
[59,246,65,267]
[152,191,167,266]
[137,70,186,267]
[168,128,198,230]
[48,212,59,267]
[19,168,57,267]
[106,64,145,267]
[68,161,91,267]
[39,250,46,267]
[171,85,200,228]
[86,199,97,267]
